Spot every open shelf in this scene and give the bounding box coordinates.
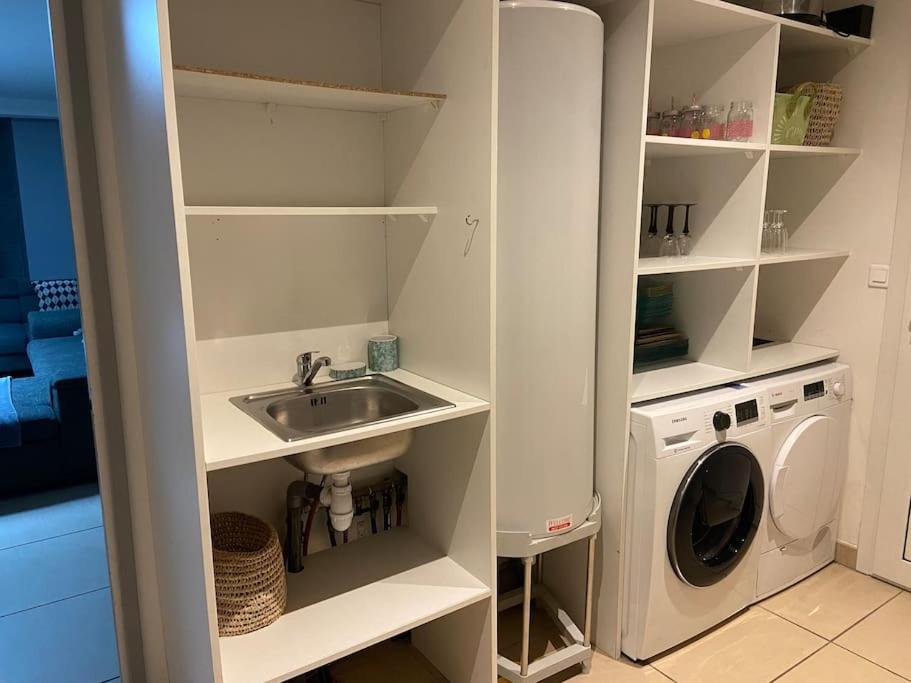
[218,528,490,683]
[770,145,862,159]
[750,341,839,375]
[631,341,840,403]
[637,255,755,275]
[759,248,850,265]
[631,360,743,403]
[777,17,871,57]
[201,369,489,471]
[645,136,766,159]
[184,206,438,218]
[651,0,871,55]
[173,65,446,113]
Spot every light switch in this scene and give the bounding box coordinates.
[869,264,890,289]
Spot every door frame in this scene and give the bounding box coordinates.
[48,2,166,680]
[857,73,911,584]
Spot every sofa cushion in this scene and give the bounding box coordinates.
[27,309,82,341]
[10,377,58,443]
[27,336,86,382]
[0,323,27,355]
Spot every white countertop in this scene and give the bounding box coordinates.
[200,369,490,471]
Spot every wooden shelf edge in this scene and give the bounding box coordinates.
[185,206,439,217]
[174,64,447,102]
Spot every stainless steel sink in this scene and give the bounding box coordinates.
[229,374,454,443]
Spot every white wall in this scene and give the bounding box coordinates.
[770,0,911,548]
[10,118,77,280]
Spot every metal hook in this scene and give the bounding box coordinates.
[464,214,480,256]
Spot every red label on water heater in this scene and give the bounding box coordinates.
[547,515,573,533]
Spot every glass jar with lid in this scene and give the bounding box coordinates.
[678,104,704,139]
[701,104,727,140]
[659,108,680,137]
[725,100,755,142]
[646,110,662,136]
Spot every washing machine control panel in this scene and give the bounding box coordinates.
[702,394,768,440]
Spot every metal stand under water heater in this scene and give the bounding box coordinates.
[496,2,603,681]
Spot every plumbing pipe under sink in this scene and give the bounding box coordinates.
[321,472,354,532]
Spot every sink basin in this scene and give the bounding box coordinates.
[229,374,454,444]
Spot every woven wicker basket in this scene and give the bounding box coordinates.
[794,82,844,147]
[211,512,287,636]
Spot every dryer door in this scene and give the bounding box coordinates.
[770,415,839,541]
[667,442,764,588]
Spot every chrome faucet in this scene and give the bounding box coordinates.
[295,351,332,387]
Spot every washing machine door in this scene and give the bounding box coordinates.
[667,442,764,588]
[770,415,839,541]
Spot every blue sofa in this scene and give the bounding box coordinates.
[2,308,96,498]
[0,279,38,377]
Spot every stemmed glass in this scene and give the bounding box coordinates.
[643,204,660,257]
[762,209,789,253]
[677,204,694,256]
[660,204,681,258]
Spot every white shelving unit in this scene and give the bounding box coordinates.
[91,2,497,681]
[218,529,490,683]
[593,0,871,657]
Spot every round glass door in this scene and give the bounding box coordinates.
[667,442,764,588]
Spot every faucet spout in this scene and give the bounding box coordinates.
[295,351,332,386]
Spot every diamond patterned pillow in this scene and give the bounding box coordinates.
[31,279,80,312]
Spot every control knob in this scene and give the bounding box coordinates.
[713,411,732,432]
[832,381,845,399]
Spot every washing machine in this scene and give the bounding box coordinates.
[624,385,771,661]
[747,362,853,600]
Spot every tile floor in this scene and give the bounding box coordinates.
[333,562,911,682]
[0,484,120,683]
[507,563,911,683]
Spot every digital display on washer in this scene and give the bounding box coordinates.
[804,381,825,401]
[735,399,759,426]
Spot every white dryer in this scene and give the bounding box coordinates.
[747,362,853,600]
[625,385,770,660]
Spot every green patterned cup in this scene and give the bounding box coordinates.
[368,335,399,372]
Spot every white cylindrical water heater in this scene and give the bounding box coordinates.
[496,1,603,556]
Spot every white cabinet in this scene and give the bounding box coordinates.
[82,1,497,680]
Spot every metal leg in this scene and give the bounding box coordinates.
[521,556,533,676]
[583,533,597,647]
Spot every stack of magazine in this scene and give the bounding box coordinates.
[634,281,689,368]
